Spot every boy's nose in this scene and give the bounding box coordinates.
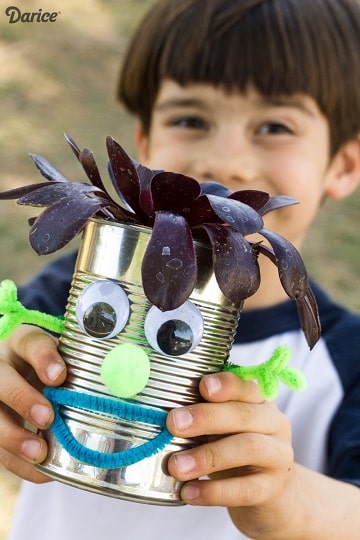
[193,137,257,190]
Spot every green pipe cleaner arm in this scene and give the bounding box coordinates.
[223,345,307,400]
[0,279,65,340]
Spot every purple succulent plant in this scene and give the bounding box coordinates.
[0,134,321,348]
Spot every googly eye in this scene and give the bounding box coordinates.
[76,280,130,339]
[144,301,204,356]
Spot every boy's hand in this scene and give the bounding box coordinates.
[0,325,66,482]
[167,372,296,538]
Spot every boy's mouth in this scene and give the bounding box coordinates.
[43,386,173,468]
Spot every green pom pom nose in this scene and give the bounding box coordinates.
[100,343,151,398]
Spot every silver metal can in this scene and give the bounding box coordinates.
[36,218,241,505]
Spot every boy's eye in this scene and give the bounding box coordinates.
[257,122,293,135]
[171,116,208,130]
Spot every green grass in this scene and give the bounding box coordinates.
[0,0,359,311]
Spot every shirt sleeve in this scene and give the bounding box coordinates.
[326,376,360,488]
[324,307,360,488]
[17,251,77,316]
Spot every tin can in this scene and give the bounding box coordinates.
[36,218,242,505]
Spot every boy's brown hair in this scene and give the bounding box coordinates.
[117,0,360,157]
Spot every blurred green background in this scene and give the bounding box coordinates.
[0,0,359,537]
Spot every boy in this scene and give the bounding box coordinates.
[1,0,360,538]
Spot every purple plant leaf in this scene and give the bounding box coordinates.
[259,228,309,299]
[14,180,131,224]
[184,195,222,227]
[135,161,163,183]
[258,195,298,216]
[136,162,155,215]
[251,241,277,265]
[0,182,54,200]
[79,148,108,192]
[62,134,107,194]
[29,195,110,255]
[136,161,165,214]
[150,172,201,213]
[106,162,138,216]
[17,182,104,206]
[202,224,261,304]
[206,194,264,235]
[106,136,145,219]
[229,190,270,211]
[200,181,232,197]
[64,132,81,159]
[141,212,197,311]
[78,148,130,220]
[253,238,321,349]
[296,287,321,350]
[29,154,70,183]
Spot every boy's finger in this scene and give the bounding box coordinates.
[168,432,293,482]
[0,407,48,464]
[180,474,272,507]
[8,325,66,385]
[199,371,265,404]
[0,362,54,429]
[0,447,51,484]
[167,399,284,439]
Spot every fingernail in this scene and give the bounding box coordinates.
[204,374,222,396]
[174,454,196,474]
[173,408,193,431]
[46,362,64,382]
[182,484,200,501]
[31,404,52,427]
[22,439,42,461]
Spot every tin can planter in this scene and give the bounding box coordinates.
[35,218,242,505]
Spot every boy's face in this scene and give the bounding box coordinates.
[136,80,353,250]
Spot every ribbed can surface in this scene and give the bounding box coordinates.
[36,219,241,504]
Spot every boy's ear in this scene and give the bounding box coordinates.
[325,137,360,200]
[134,122,150,163]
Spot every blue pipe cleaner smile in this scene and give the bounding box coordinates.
[44,386,173,469]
